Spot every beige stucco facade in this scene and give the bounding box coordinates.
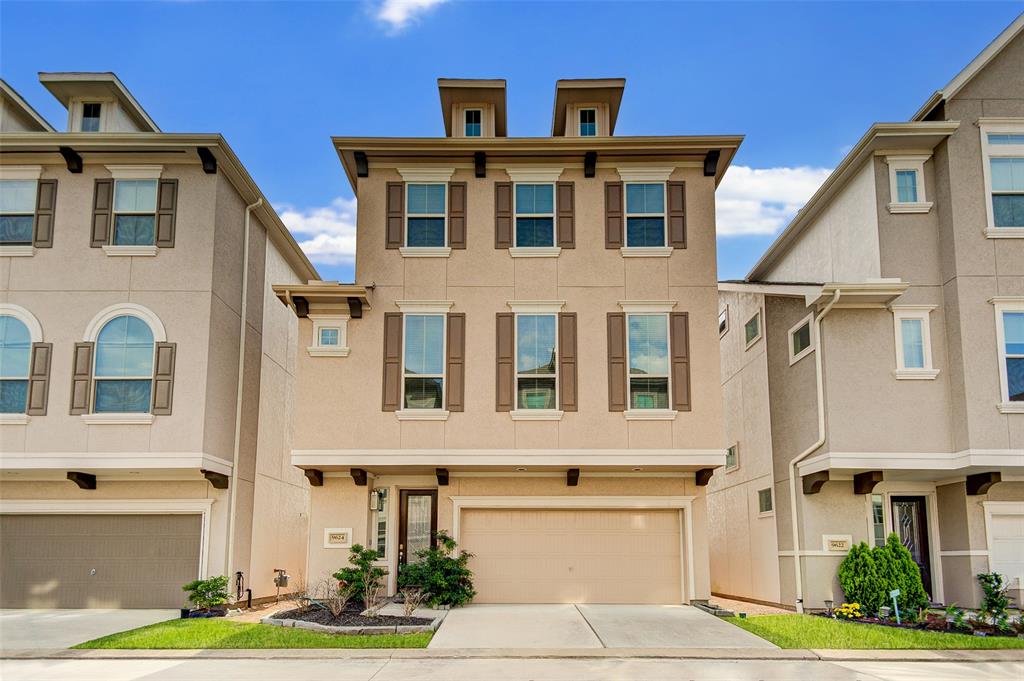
[709,20,1024,611]
[0,75,315,606]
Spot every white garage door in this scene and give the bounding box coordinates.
[460,508,682,604]
[990,512,1024,587]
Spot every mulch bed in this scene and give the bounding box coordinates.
[814,612,1021,638]
[273,604,432,627]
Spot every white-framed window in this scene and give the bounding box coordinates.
[81,102,102,132]
[514,183,555,248]
[788,313,814,365]
[0,178,37,245]
[885,155,931,214]
[93,314,156,414]
[625,182,666,248]
[891,306,938,379]
[515,313,558,410]
[579,108,597,137]
[405,183,447,248]
[980,121,1024,238]
[725,444,738,471]
[626,313,671,410]
[871,494,886,548]
[744,309,762,350]
[371,487,389,559]
[308,315,350,357]
[758,488,773,515]
[464,109,482,137]
[112,179,158,246]
[402,313,446,410]
[718,307,729,338]
[0,314,32,415]
[993,299,1024,412]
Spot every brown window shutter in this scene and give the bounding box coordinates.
[26,342,52,415]
[494,182,512,249]
[385,182,404,249]
[556,181,575,248]
[446,312,466,411]
[667,181,686,248]
[670,312,691,411]
[606,313,627,411]
[605,182,623,249]
[558,313,578,411]
[382,313,403,411]
[155,179,178,248]
[91,179,113,247]
[69,342,94,414]
[495,312,515,411]
[33,179,57,248]
[151,342,176,415]
[448,182,467,249]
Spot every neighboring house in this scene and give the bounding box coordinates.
[708,16,1024,612]
[275,78,741,604]
[0,73,316,608]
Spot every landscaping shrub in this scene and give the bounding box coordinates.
[879,534,928,613]
[838,542,883,613]
[977,572,1011,626]
[333,545,387,608]
[397,530,476,607]
[182,575,230,611]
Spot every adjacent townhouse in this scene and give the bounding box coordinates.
[275,78,741,604]
[708,17,1024,612]
[0,73,316,608]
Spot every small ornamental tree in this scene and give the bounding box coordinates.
[838,542,882,614]
[977,572,1011,625]
[182,575,230,611]
[880,534,928,612]
[397,530,476,607]
[333,544,387,608]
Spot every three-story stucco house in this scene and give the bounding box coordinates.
[275,78,741,604]
[0,73,315,607]
[708,16,1024,612]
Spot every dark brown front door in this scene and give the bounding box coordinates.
[398,490,437,565]
[891,496,933,599]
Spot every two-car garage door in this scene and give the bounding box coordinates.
[0,514,202,609]
[460,508,683,604]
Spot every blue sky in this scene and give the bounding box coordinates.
[2,1,1020,282]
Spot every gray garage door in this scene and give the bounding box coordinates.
[1,514,202,608]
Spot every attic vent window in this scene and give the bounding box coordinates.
[81,103,102,132]
[465,109,482,137]
[579,108,597,137]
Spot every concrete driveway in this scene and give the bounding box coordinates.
[428,604,776,649]
[0,609,177,650]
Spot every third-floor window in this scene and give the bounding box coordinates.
[0,180,36,244]
[406,183,446,248]
[113,179,158,246]
[514,183,555,248]
[625,182,666,247]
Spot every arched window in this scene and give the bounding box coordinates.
[93,315,155,413]
[0,315,31,413]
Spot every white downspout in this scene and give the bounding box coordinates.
[225,197,262,580]
[787,288,840,613]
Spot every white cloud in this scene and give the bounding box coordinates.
[278,197,357,266]
[373,0,448,33]
[716,165,832,237]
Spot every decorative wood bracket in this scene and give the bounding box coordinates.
[347,297,363,319]
[67,471,96,490]
[293,296,309,318]
[695,468,714,486]
[966,471,1001,496]
[853,471,884,495]
[304,469,323,487]
[59,146,83,173]
[566,468,580,487]
[197,147,217,174]
[201,469,229,489]
[436,468,449,486]
[350,468,368,486]
[584,151,597,178]
[354,152,369,178]
[474,151,486,178]
[703,149,720,177]
[802,470,829,495]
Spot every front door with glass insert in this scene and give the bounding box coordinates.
[398,490,437,565]
[890,496,933,599]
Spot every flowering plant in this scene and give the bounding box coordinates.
[834,602,863,620]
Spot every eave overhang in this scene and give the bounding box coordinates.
[805,281,910,309]
[797,450,1024,478]
[718,281,823,299]
[273,282,371,316]
[551,78,626,136]
[0,79,56,132]
[39,71,160,132]
[333,134,743,191]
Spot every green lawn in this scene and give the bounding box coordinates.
[726,614,1024,649]
[74,618,433,649]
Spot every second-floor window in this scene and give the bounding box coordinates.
[406,183,446,248]
[579,108,597,137]
[465,109,482,137]
[81,102,102,132]
[0,315,31,413]
[744,310,762,349]
[627,313,670,409]
[0,180,36,244]
[93,315,154,413]
[113,179,158,246]
[515,183,554,248]
[403,314,445,409]
[891,307,937,379]
[996,305,1024,407]
[896,170,918,202]
[625,183,665,248]
[516,314,557,409]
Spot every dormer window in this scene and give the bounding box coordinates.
[579,108,597,137]
[81,102,102,132]
[464,109,482,137]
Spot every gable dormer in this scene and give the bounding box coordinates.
[551,78,625,137]
[39,72,160,133]
[0,80,55,132]
[438,78,506,138]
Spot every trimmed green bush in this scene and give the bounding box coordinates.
[838,542,883,613]
[182,575,229,611]
[397,530,476,607]
[837,534,928,615]
[881,534,928,612]
[333,544,387,607]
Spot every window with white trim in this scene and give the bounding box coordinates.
[371,487,389,558]
[891,306,937,379]
[406,183,446,248]
[93,315,155,413]
[744,310,762,349]
[81,102,102,132]
[0,315,31,413]
[113,179,158,246]
[871,494,886,548]
[625,182,666,247]
[0,180,37,244]
[579,108,597,137]
[718,307,729,337]
[788,314,814,365]
[725,444,738,471]
[995,302,1024,408]
[464,109,482,137]
[981,123,1024,235]
[514,183,555,248]
[515,314,557,410]
[626,313,670,409]
[309,315,350,357]
[885,155,930,213]
[402,314,445,409]
[758,488,773,514]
